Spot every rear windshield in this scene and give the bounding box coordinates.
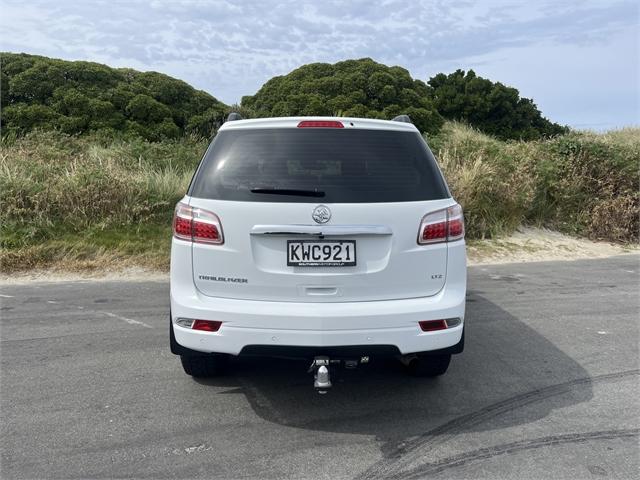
[189,128,450,203]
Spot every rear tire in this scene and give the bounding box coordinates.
[180,354,228,378]
[405,354,451,377]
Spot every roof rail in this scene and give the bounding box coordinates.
[226,112,243,122]
[391,114,412,124]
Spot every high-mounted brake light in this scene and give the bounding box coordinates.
[173,202,224,244]
[297,120,344,128]
[418,203,465,244]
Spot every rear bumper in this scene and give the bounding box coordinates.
[171,235,466,356]
[170,278,466,357]
[172,322,464,357]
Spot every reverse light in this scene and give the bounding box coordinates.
[418,203,465,244]
[173,202,224,244]
[444,317,462,328]
[175,318,195,328]
[297,120,344,128]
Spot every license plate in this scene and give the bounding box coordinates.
[287,240,356,267]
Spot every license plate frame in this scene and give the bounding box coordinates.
[287,240,357,267]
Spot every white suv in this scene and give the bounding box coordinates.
[170,115,466,387]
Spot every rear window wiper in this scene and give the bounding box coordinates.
[250,187,325,197]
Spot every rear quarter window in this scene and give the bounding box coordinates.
[189,128,450,203]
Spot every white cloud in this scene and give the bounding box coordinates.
[1,0,637,128]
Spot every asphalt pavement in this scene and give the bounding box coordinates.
[1,255,639,479]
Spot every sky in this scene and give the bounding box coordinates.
[1,0,638,130]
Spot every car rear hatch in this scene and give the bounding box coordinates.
[185,119,454,303]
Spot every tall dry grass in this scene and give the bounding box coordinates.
[1,131,203,235]
[1,124,637,272]
[431,122,639,242]
[1,131,206,271]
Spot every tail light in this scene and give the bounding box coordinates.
[418,203,465,244]
[173,202,224,244]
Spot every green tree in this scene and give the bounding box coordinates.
[1,52,228,140]
[186,107,225,137]
[428,69,567,140]
[1,53,567,142]
[1,103,60,133]
[9,61,65,103]
[125,94,172,123]
[242,58,444,135]
[1,70,9,108]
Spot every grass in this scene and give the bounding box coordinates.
[431,123,639,241]
[1,124,638,273]
[1,131,204,272]
[0,225,172,273]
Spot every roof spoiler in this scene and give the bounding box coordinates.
[391,114,412,124]
[226,112,243,122]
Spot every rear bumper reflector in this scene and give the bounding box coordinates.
[419,318,461,332]
[175,318,223,332]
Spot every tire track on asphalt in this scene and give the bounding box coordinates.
[395,428,640,479]
[357,369,639,479]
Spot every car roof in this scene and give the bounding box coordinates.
[218,116,418,132]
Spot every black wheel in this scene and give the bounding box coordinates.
[405,353,451,377]
[180,354,228,378]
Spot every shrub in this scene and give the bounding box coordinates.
[1,52,228,140]
[1,123,637,272]
[536,131,639,241]
[0,130,206,247]
[428,69,568,140]
[431,123,537,238]
[430,123,639,242]
[242,58,444,135]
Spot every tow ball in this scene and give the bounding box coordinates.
[309,356,332,394]
[309,355,370,394]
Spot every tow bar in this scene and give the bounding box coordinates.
[309,355,370,394]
